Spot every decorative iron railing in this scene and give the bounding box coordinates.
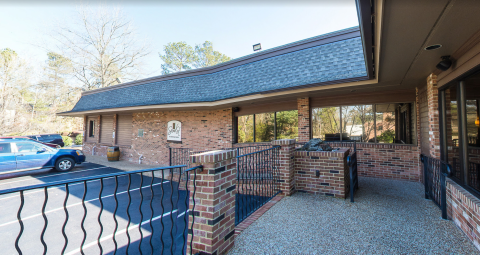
[0,165,202,255]
[235,146,281,225]
[420,154,451,219]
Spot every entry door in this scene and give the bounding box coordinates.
[0,143,16,172]
[14,142,52,170]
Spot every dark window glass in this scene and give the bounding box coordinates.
[341,105,374,142]
[238,115,254,143]
[375,104,396,143]
[255,113,275,142]
[311,107,341,140]
[89,121,95,137]
[276,110,298,140]
[465,79,480,191]
[445,85,461,180]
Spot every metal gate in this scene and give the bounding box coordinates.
[420,154,451,219]
[235,146,281,225]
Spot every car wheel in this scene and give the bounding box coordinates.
[55,157,75,172]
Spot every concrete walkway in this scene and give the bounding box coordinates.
[229,177,478,254]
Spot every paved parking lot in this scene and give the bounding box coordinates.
[0,162,189,255]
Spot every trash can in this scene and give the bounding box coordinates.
[107,146,120,161]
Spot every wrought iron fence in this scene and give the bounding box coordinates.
[169,145,273,168]
[235,146,281,225]
[0,165,202,255]
[348,141,358,202]
[420,154,451,219]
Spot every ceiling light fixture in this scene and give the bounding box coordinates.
[425,44,442,50]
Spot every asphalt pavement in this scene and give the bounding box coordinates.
[0,163,189,255]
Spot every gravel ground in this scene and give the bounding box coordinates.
[84,155,164,171]
[229,177,479,255]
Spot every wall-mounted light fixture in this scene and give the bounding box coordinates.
[476,116,479,127]
[253,43,261,51]
[436,56,452,71]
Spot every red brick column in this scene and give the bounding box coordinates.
[187,150,237,255]
[113,114,117,145]
[272,139,296,196]
[96,115,101,144]
[298,97,311,143]
[82,116,87,144]
[427,74,441,159]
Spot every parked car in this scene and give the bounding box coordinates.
[0,136,61,148]
[0,139,85,173]
[26,134,65,147]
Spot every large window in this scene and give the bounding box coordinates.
[237,110,298,143]
[312,103,413,144]
[312,107,341,140]
[440,72,480,194]
[341,105,374,142]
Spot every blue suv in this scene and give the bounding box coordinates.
[0,139,86,174]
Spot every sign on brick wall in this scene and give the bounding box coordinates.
[167,120,182,142]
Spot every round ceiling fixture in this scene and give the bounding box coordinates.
[425,44,442,50]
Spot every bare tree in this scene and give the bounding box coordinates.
[52,6,149,90]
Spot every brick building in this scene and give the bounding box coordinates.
[58,0,480,251]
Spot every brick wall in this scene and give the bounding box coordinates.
[83,108,233,166]
[298,97,310,143]
[418,85,430,156]
[294,148,350,198]
[272,139,296,196]
[427,74,441,159]
[188,150,237,255]
[447,179,480,251]
[329,142,421,182]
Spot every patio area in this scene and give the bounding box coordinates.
[229,177,478,254]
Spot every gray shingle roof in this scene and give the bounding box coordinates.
[70,36,367,113]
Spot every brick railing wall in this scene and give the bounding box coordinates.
[187,150,237,255]
[328,143,421,182]
[294,148,350,198]
[446,179,480,251]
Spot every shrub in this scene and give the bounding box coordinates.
[75,134,83,145]
[62,136,73,147]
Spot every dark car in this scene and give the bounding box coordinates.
[0,136,61,148]
[26,134,65,147]
[0,139,85,173]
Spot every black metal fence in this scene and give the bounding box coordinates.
[235,146,281,225]
[0,165,202,255]
[169,145,273,168]
[421,154,451,219]
[348,141,359,202]
[451,157,480,194]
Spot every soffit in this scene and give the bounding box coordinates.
[378,0,480,89]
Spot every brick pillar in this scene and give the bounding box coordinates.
[113,114,117,145]
[272,139,296,196]
[96,115,101,144]
[187,150,237,255]
[427,74,441,159]
[298,97,311,143]
[83,116,87,144]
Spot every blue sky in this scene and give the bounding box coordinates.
[0,1,358,77]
